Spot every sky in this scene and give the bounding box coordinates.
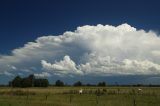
[0,0,160,85]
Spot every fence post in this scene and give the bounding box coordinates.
[69,95,72,103]
[25,89,29,105]
[96,95,98,105]
[133,97,136,106]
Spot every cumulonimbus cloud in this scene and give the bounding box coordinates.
[0,23,160,77]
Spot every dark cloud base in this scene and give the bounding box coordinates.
[1,74,160,85]
[48,75,160,85]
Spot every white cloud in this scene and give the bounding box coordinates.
[0,23,160,77]
[42,54,160,76]
[34,72,51,78]
[41,55,83,75]
[0,71,14,76]
[152,50,160,56]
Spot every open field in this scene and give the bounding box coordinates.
[0,87,160,106]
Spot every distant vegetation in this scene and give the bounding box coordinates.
[55,80,64,86]
[97,81,106,87]
[7,75,160,88]
[73,81,82,86]
[9,75,107,88]
[2,75,160,106]
[9,74,49,87]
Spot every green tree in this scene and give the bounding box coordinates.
[21,78,32,87]
[34,79,49,87]
[55,80,64,86]
[97,81,106,86]
[73,81,82,86]
[28,74,35,87]
[41,79,49,87]
[10,74,49,88]
[12,76,22,87]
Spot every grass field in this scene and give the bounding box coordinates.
[0,87,160,106]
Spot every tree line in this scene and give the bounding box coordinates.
[8,74,107,87]
[54,80,106,87]
[7,76,160,87]
[9,74,49,87]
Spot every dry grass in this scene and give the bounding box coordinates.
[0,87,160,106]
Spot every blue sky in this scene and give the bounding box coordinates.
[1,0,160,53]
[0,0,160,84]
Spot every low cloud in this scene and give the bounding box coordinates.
[0,23,160,77]
[41,55,83,75]
[34,72,51,78]
[42,54,160,76]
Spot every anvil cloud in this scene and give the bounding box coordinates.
[0,24,160,77]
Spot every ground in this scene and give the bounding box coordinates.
[0,87,160,106]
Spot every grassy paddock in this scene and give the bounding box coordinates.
[0,87,160,106]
